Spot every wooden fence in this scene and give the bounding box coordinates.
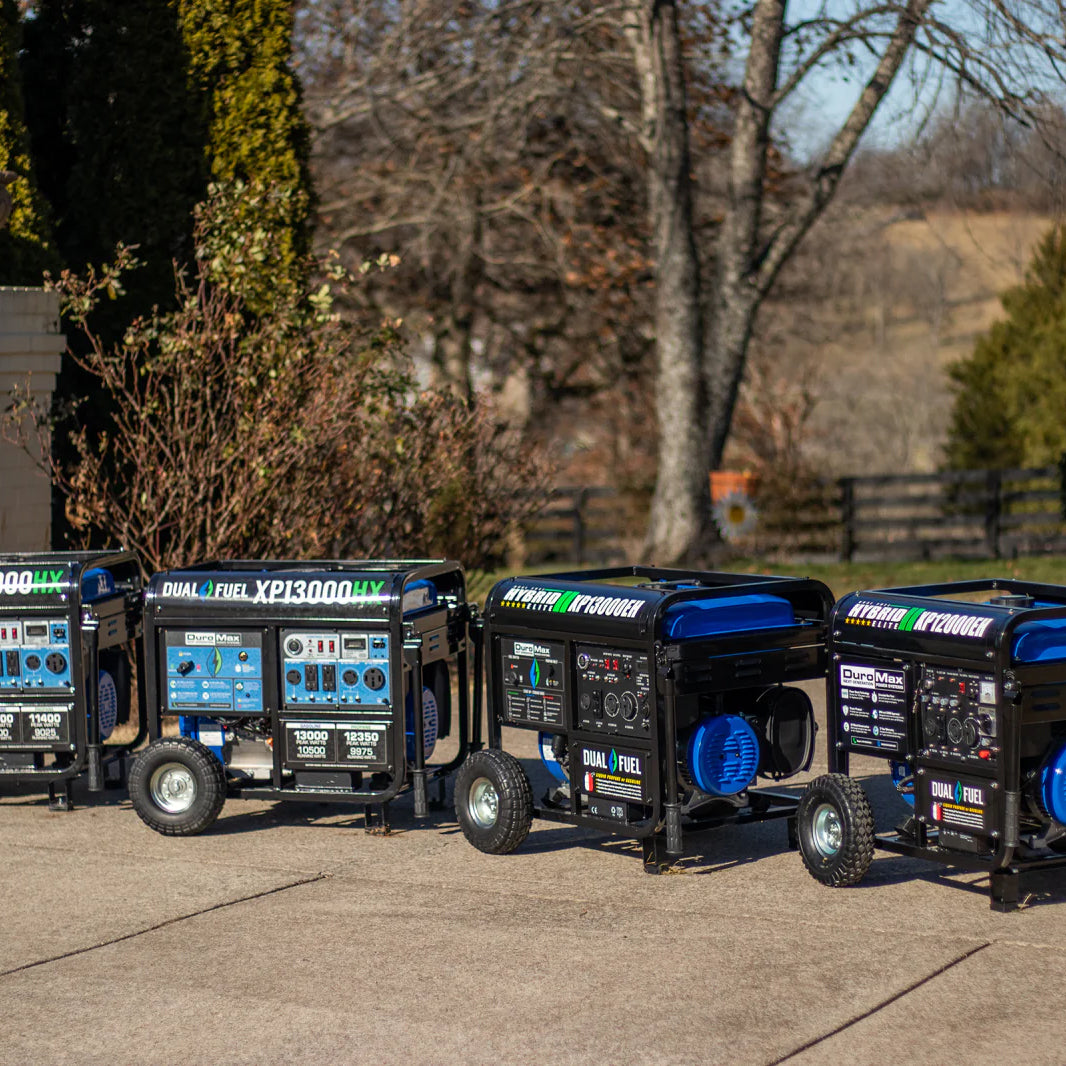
[523,461,1066,564]
[522,487,628,566]
[839,463,1066,561]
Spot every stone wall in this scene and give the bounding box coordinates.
[0,287,64,550]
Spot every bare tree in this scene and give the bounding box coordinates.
[298,2,730,511]
[632,0,1066,560]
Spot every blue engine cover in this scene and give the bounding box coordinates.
[662,594,795,640]
[1040,742,1066,825]
[180,715,226,765]
[404,685,438,761]
[686,714,760,796]
[890,760,915,806]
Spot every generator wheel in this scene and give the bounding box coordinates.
[129,737,226,836]
[454,749,533,854]
[796,773,874,887]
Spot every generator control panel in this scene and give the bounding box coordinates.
[919,665,999,768]
[500,636,564,727]
[163,629,264,714]
[575,644,651,737]
[0,619,73,692]
[280,629,391,708]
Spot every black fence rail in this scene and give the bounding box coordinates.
[522,486,628,566]
[522,463,1066,565]
[839,463,1066,561]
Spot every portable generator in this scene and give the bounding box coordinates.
[0,551,143,810]
[797,579,1066,910]
[130,559,477,835]
[453,566,833,869]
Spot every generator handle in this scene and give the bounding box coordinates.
[469,609,485,750]
[660,665,683,856]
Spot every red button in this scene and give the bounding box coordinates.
[979,749,991,759]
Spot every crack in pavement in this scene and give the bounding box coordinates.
[766,940,992,1064]
[0,873,329,980]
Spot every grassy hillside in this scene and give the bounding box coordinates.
[739,209,1053,479]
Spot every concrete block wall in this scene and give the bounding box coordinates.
[0,287,64,551]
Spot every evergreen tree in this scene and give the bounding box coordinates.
[180,0,313,305]
[947,226,1066,469]
[20,0,312,310]
[0,0,58,284]
[20,0,205,313]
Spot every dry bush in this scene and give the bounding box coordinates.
[3,186,551,572]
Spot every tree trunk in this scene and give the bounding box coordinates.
[628,0,711,564]
[432,193,480,402]
[705,0,931,468]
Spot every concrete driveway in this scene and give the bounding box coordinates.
[3,698,1066,1066]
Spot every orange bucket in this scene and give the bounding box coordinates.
[709,470,755,504]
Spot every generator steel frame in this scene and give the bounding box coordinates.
[481,565,833,870]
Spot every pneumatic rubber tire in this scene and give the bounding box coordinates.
[129,737,226,836]
[797,773,875,886]
[454,749,533,854]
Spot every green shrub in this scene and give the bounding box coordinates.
[947,225,1066,470]
[0,0,57,284]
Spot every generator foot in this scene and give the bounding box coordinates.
[990,869,1020,912]
[104,754,128,789]
[787,816,798,851]
[429,776,446,811]
[48,781,73,812]
[642,837,665,874]
[364,803,392,834]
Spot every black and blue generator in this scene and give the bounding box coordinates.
[0,551,143,809]
[453,566,833,869]
[797,579,1066,910]
[129,560,477,835]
